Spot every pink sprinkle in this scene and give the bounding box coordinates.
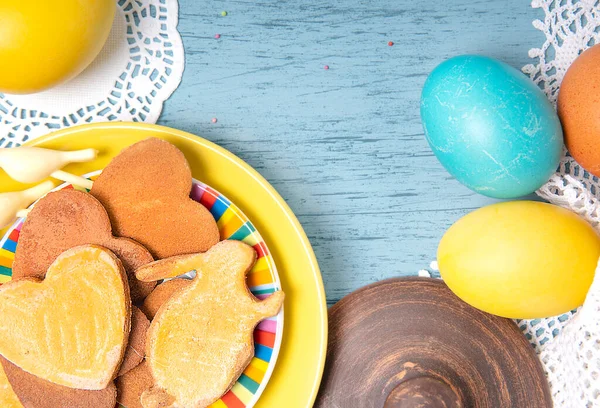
[388,41,394,46]
[214,33,221,39]
[211,117,218,123]
[324,65,329,70]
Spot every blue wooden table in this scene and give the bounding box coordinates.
[161,0,541,306]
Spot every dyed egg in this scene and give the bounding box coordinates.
[438,201,600,319]
[558,44,600,177]
[421,55,563,199]
[0,0,115,94]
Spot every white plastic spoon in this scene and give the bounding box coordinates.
[0,147,97,189]
[0,181,54,229]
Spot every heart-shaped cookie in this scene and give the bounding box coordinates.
[90,138,220,260]
[135,240,285,408]
[118,306,150,377]
[140,278,192,320]
[0,306,149,408]
[12,189,155,302]
[0,362,21,408]
[116,362,154,408]
[0,357,117,408]
[0,245,131,390]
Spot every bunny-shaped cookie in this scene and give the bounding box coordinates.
[135,240,285,408]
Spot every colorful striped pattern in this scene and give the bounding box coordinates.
[191,181,283,408]
[0,223,19,284]
[0,176,283,408]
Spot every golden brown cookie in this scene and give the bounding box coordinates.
[0,357,117,408]
[116,362,154,408]
[140,386,176,408]
[0,245,131,390]
[0,362,22,408]
[119,307,150,377]
[90,138,220,260]
[12,189,155,302]
[135,241,285,407]
[140,279,192,320]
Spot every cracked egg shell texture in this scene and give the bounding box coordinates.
[420,55,563,199]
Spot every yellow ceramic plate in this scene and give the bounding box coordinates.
[0,122,328,408]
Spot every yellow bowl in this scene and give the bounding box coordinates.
[0,122,328,407]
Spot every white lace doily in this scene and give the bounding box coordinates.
[540,259,600,408]
[422,1,600,406]
[0,0,184,147]
[526,1,600,406]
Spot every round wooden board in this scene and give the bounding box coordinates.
[315,277,552,408]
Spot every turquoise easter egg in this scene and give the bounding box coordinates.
[420,55,563,199]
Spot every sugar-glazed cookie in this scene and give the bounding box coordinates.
[0,245,131,390]
[135,241,284,408]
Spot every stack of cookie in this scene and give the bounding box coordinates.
[0,138,285,408]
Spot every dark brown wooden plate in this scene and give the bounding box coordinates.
[315,277,552,408]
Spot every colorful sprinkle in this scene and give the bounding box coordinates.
[324,65,329,70]
[215,34,221,39]
[388,41,394,46]
[221,11,228,16]
[211,117,218,123]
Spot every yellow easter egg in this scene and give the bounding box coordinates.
[0,0,116,94]
[438,201,600,319]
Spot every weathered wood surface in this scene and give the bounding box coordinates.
[161,0,541,305]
